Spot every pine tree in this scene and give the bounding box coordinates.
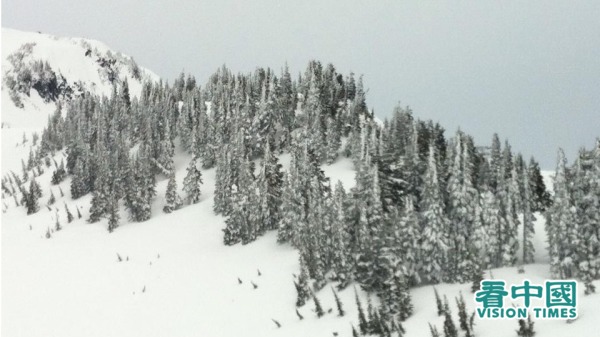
[277,171,301,243]
[429,323,441,337]
[257,138,283,233]
[48,189,56,205]
[55,214,62,231]
[65,203,74,223]
[70,157,88,199]
[443,308,458,337]
[456,293,474,337]
[325,115,341,164]
[434,288,444,316]
[213,148,233,215]
[480,188,503,268]
[501,166,521,267]
[356,289,369,335]
[528,158,551,212]
[330,181,353,288]
[332,287,345,316]
[125,148,155,223]
[352,325,360,337]
[311,291,325,318]
[446,135,477,282]
[522,168,536,264]
[420,144,448,283]
[24,178,40,215]
[573,147,600,290]
[471,264,484,293]
[240,158,259,244]
[547,149,578,278]
[88,149,111,223]
[107,195,120,232]
[489,133,503,193]
[295,255,311,307]
[516,316,535,337]
[223,184,243,245]
[157,118,175,174]
[51,160,67,185]
[182,158,202,204]
[30,177,42,199]
[163,172,183,213]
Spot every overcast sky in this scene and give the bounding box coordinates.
[3,0,599,169]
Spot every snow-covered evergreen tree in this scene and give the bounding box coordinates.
[182,157,203,204]
[500,166,521,267]
[257,138,283,233]
[522,168,536,264]
[395,197,421,285]
[547,149,578,278]
[419,144,448,283]
[163,172,183,213]
[330,181,353,288]
[294,254,311,307]
[325,115,341,164]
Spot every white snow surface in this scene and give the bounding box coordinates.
[1,28,158,175]
[1,30,598,337]
[2,142,598,337]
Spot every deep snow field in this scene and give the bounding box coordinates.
[1,28,598,337]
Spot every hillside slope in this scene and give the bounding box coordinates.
[1,28,158,174]
[3,141,598,337]
[2,30,598,337]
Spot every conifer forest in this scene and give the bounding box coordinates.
[1,27,599,337]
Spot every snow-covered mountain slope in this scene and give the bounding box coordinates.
[1,28,159,174]
[2,140,598,337]
[2,30,598,337]
[1,28,159,126]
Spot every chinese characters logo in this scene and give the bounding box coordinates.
[474,280,577,319]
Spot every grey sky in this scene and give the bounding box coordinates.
[3,0,599,169]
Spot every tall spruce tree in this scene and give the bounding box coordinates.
[547,149,578,278]
[257,138,283,233]
[164,172,183,213]
[330,180,353,288]
[419,144,448,283]
[183,157,203,204]
[522,167,536,264]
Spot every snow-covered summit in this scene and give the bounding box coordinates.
[1,28,159,129]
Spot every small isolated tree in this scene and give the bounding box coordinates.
[443,308,458,337]
[332,287,345,316]
[434,288,444,316]
[516,316,535,337]
[163,172,183,213]
[65,203,74,223]
[45,227,52,239]
[429,323,441,337]
[456,293,474,337]
[24,178,41,215]
[311,291,324,318]
[356,289,369,335]
[54,214,61,231]
[48,189,56,205]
